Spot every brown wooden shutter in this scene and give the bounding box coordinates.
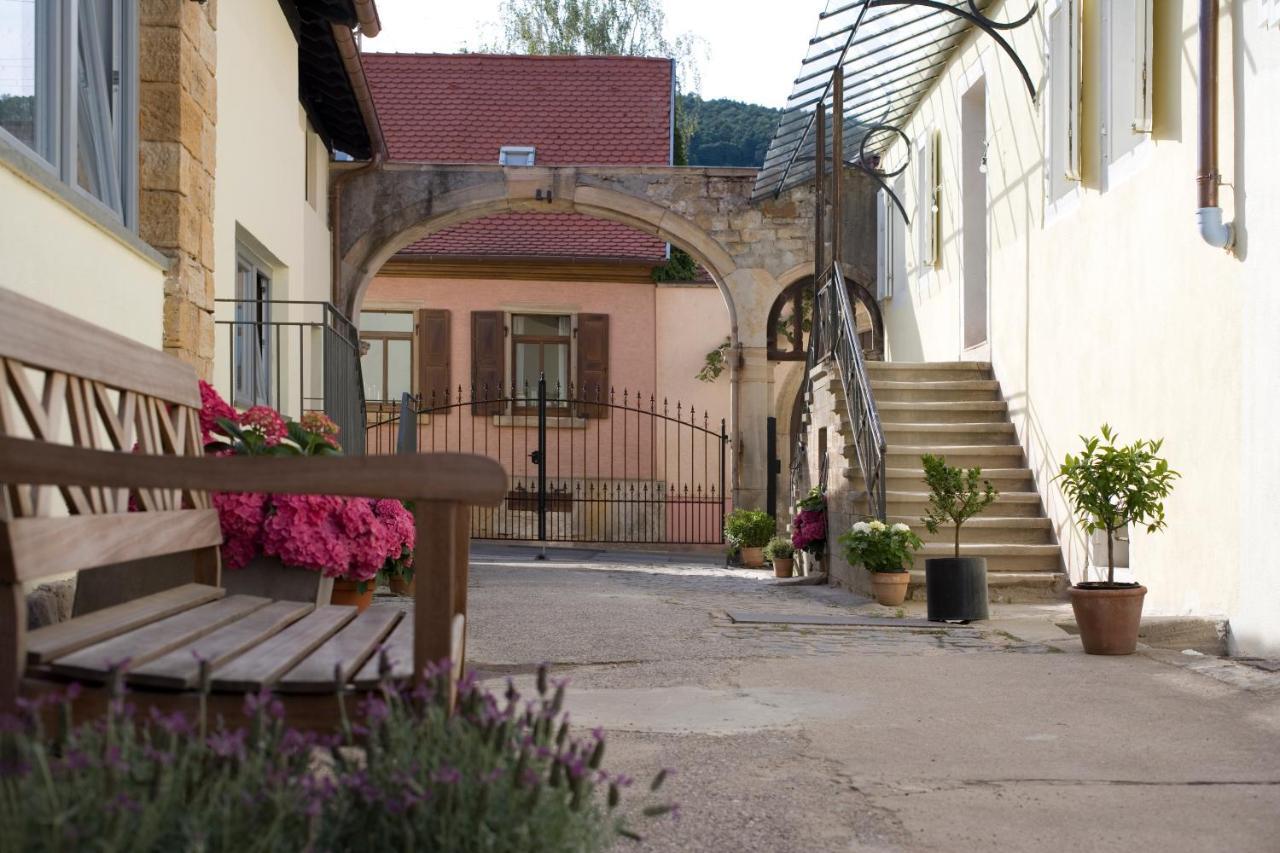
[416,309,451,405]
[575,313,609,419]
[471,311,505,415]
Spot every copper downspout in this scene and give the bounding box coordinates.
[329,23,386,315]
[353,0,382,37]
[1196,0,1234,250]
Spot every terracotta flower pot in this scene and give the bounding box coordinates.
[740,546,766,568]
[1070,583,1147,655]
[389,575,415,597]
[870,570,910,606]
[331,579,375,612]
[772,557,794,578]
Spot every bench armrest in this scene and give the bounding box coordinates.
[0,437,507,506]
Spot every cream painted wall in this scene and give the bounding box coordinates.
[211,3,334,415]
[0,162,165,347]
[875,1,1275,650]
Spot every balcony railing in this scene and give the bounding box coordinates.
[214,299,366,455]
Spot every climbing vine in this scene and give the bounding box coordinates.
[696,337,731,383]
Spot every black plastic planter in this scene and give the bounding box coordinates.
[924,557,990,622]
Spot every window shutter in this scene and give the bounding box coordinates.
[1133,0,1154,133]
[470,311,505,415]
[575,314,609,419]
[416,309,450,405]
[918,131,941,268]
[1065,0,1082,180]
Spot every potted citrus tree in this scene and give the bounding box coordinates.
[764,536,795,578]
[724,509,775,568]
[839,520,923,606]
[1055,425,1179,654]
[920,454,998,622]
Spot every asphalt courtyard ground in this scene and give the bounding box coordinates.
[453,545,1280,852]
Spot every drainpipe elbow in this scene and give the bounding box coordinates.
[1196,207,1235,252]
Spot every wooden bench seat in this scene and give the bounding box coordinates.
[0,288,506,724]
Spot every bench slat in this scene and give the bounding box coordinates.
[276,605,404,694]
[49,596,271,682]
[0,509,222,584]
[26,584,224,665]
[211,606,357,693]
[128,600,314,689]
[351,613,414,688]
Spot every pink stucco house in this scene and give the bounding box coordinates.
[359,53,733,543]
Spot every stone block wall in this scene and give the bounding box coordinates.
[139,0,217,377]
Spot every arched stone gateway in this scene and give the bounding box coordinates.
[335,163,815,511]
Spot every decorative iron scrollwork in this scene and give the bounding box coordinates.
[847,123,913,225]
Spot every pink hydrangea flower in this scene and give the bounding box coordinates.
[198,381,238,445]
[300,411,342,448]
[240,406,288,446]
[213,491,269,570]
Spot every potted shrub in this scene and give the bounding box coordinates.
[920,453,998,622]
[724,508,775,568]
[791,487,827,573]
[764,536,795,578]
[1055,425,1179,655]
[200,382,415,612]
[838,520,923,606]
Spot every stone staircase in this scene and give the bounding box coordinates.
[819,360,1067,602]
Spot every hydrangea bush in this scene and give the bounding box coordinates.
[791,487,827,557]
[0,664,676,851]
[838,520,923,573]
[199,382,414,584]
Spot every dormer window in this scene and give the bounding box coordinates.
[499,145,536,166]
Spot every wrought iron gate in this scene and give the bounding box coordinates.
[366,378,728,545]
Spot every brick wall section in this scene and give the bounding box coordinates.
[139,0,217,378]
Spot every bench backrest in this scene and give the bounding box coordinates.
[0,289,220,591]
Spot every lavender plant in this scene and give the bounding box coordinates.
[0,662,675,852]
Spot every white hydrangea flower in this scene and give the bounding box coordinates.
[892,523,910,533]
[869,520,887,532]
[851,521,872,534]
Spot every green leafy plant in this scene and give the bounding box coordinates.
[724,508,775,549]
[920,454,999,558]
[695,337,732,383]
[838,519,923,573]
[1054,424,1180,585]
[0,663,676,851]
[764,536,794,561]
[651,247,699,283]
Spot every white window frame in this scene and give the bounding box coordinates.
[876,187,906,301]
[233,245,274,409]
[1045,0,1082,218]
[1101,0,1155,191]
[499,145,536,166]
[0,0,138,228]
[916,130,941,270]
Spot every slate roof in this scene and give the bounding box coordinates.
[363,52,674,263]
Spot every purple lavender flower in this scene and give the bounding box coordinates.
[207,728,247,760]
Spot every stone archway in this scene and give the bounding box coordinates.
[334,163,815,511]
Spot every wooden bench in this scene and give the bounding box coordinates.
[0,289,506,725]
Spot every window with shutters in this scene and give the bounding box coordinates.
[359,311,414,407]
[1046,0,1083,208]
[1103,0,1155,186]
[511,314,571,413]
[876,179,906,300]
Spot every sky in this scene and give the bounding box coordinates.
[363,0,827,109]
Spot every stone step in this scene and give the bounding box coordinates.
[910,543,1062,573]
[865,361,992,382]
[882,422,1019,446]
[907,570,1069,603]
[883,490,1044,518]
[872,379,1003,403]
[887,516,1056,545]
[882,466,1037,493]
[877,400,1009,424]
[885,444,1026,469]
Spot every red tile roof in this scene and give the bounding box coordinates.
[404,211,667,261]
[362,53,674,164]
[364,52,675,263]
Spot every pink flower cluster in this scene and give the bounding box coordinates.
[791,508,827,553]
[300,411,341,448]
[199,382,414,581]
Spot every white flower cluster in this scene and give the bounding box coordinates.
[852,520,914,536]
